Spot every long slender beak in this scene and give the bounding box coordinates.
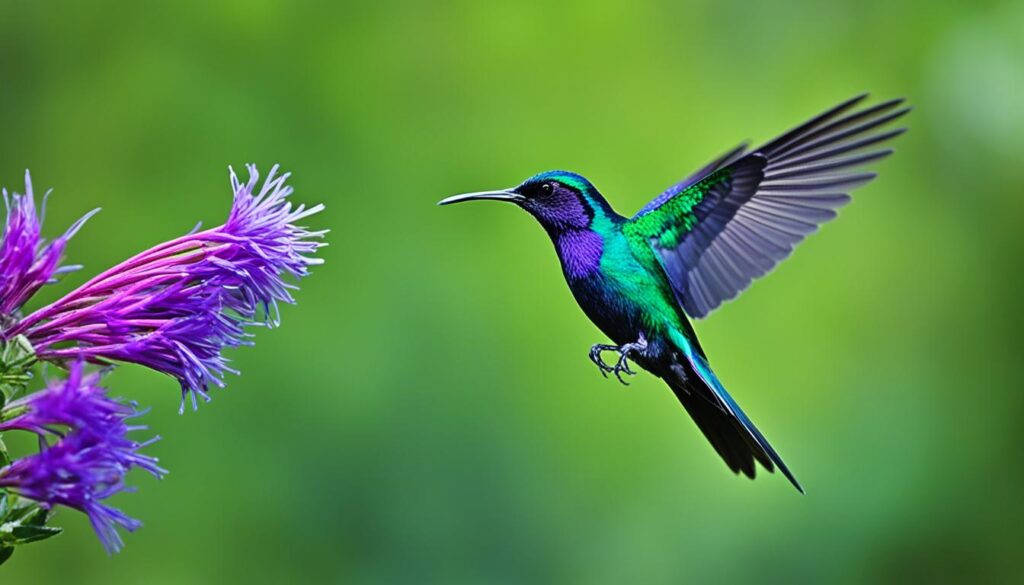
[438,189,524,206]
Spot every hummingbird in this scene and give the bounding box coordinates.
[440,94,908,492]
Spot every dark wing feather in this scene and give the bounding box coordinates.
[635,142,749,217]
[629,95,909,318]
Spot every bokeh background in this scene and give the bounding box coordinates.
[1,1,1022,583]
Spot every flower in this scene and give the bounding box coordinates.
[0,165,323,556]
[0,170,96,317]
[0,362,164,553]
[5,165,325,411]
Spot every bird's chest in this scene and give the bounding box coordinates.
[559,233,681,345]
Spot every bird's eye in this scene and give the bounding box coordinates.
[540,182,554,195]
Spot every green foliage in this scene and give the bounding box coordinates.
[0,493,63,566]
[0,545,13,565]
[0,336,36,403]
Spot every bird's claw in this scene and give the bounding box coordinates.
[589,335,647,386]
[588,345,610,377]
[588,344,621,380]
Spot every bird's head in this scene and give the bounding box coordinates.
[439,171,615,232]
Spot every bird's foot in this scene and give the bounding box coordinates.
[589,343,625,380]
[588,334,648,385]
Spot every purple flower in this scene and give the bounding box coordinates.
[0,170,96,316]
[5,165,325,411]
[0,362,165,553]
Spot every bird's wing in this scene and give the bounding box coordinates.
[626,94,909,318]
[633,142,749,218]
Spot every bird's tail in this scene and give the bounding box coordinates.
[664,328,803,493]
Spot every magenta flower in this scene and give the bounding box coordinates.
[0,164,322,558]
[0,171,96,316]
[0,362,165,553]
[4,165,326,411]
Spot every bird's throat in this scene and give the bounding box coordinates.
[554,229,604,279]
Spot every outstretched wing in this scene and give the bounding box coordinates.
[626,94,909,318]
[634,142,749,217]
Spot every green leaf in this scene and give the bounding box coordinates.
[0,499,63,546]
[0,335,36,400]
[2,335,35,367]
[0,545,13,566]
[21,506,50,527]
[4,501,41,524]
[0,405,27,424]
[0,436,8,468]
[9,524,62,544]
[0,491,8,519]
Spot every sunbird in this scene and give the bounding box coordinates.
[440,95,908,492]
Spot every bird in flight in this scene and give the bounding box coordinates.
[440,94,909,492]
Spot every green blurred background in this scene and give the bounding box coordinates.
[2,0,1023,583]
